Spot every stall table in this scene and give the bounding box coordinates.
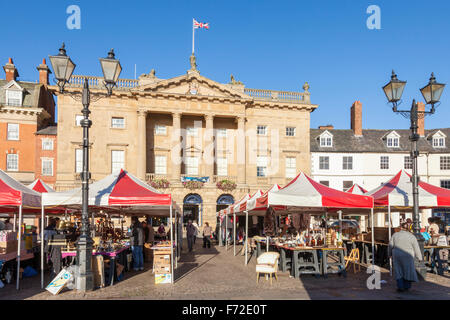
[61,246,130,286]
[344,239,389,267]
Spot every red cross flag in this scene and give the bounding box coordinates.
[193,19,209,29]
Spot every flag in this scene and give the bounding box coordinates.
[193,19,209,29]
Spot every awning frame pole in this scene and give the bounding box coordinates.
[371,208,375,272]
[225,213,228,251]
[41,203,45,289]
[245,210,248,265]
[16,205,23,290]
[388,204,392,276]
[233,213,236,256]
[170,204,174,284]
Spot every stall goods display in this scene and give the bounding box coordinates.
[0,240,17,254]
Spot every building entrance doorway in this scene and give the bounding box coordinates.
[183,194,203,226]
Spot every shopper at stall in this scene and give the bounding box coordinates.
[389,222,423,292]
[427,218,441,245]
[4,218,13,230]
[186,220,196,252]
[158,223,166,239]
[130,217,144,271]
[202,222,212,249]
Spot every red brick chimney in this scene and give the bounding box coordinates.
[3,58,19,82]
[417,102,425,137]
[37,58,51,85]
[351,101,363,136]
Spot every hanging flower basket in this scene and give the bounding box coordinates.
[149,178,170,189]
[183,180,204,190]
[216,179,237,191]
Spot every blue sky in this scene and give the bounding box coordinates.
[1,0,449,130]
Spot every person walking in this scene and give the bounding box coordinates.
[192,220,199,244]
[130,217,144,271]
[186,220,196,252]
[202,222,213,248]
[389,223,423,292]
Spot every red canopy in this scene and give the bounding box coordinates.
[28,179,54,193]
[366,170,450,208]
[346,184,368,195]
[0,170,40,207]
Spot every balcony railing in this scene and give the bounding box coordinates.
[145,173,169,181]
[212,176,238,184]
[244,88,306,103]
[67,75,139,91]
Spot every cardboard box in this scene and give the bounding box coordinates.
[155,273,172,284]
[0,240,18,254]
[154,265,171,274]
[154,254,170,265]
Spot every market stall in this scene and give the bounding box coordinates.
[366,170,450,273]
[224,173,374,277]
[41,169,181,287]
[0,170,41,290]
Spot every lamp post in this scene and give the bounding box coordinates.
[48,43,122,291]
[382,71,445,280]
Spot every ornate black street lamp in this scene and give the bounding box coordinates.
[49,43,122,291]
[382,71,445,279]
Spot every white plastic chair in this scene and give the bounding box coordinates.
[256,252,280,285]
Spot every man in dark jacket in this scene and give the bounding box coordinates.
[186,220,196,252]
[130,217,144,271]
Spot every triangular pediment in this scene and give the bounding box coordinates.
[131,73,249,99]
[2,80,23,91]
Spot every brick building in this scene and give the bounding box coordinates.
[35,126,57,187]
[0,58,56,183]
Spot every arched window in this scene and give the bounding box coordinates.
[217,194,234,205]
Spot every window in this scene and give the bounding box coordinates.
[380,156,389,169]
[111,117,125,129]
[441,180,450,189]
[387,137,399,147]
[440,156,450,170]
[111,150,125,174]
[75,149,83,173]
[6,154,18,171]
[320,181,329,187]
[433,136,445,148]
[75,115,83,126]
[404,156,412,170]
[285,157,296,178]
[343,156,353,170]
[185,157,199,175]
[155,125,167,135]
[257,125,267,136]
[7,123,19,140]
[286,127,296,137]
[319,156,329,170]
[155,155,167,175]
[257,156,267,177]
[320,135,332,147]
[217,128,227,137]
[6,90,22,106]
[217,157,228,176]
[42,139,53,151]
[186,127,198,137]
[42,158,53,176]
[343,181,353,192]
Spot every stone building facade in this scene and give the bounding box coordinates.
[52,56,318,227]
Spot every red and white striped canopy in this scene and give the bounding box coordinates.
[0,170,41,207]
[28,179,54,193]
[246,184,281,213]
[42,170,179,215]
[235,189,264,213]
[367,170,450,207]
[346,184,368,195]
[267,172,373,209]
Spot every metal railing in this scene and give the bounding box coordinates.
[145,173,170,181]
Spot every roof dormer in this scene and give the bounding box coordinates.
[2,80,24,107]
[318,130,333,147]
[431,130,446,148]
[385,131,400,148]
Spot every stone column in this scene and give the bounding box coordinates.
[236,116,246,185]
[204,114,215,182]
[137,109,147,180]
[172,112,182,182]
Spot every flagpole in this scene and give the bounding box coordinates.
[192,18,195,54]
